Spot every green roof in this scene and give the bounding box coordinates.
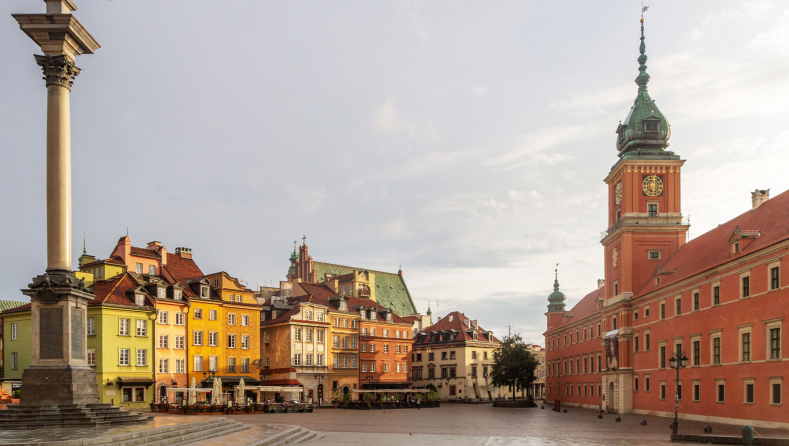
[0,300,28,312]
[313,262,417,317]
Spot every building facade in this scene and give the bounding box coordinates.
[412,311,511,400]
[545,19,789,429]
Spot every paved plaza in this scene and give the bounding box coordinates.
[184,403,788,446]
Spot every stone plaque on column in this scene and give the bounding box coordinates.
[40,307,64,359]
[71,307,83,359]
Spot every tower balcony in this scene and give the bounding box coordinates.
[601,215,689,242]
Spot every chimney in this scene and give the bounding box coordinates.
[147,241,161,250]
[597,279,605,289]
[471,320,478,330]
[160,246,167,266]
[752,189,770,210]
[175,247,193,259]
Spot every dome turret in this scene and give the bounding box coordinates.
[615,18,678,161]
[286,240,298,277]
[547,266,566,313]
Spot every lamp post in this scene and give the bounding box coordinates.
[668,351,688,436]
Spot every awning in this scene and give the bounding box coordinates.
[117,376,155,387]
[257,386,303,393]
[259,379,301,386]
[165,388,213,393]
[352,389,416,393]
[199,376,261,386]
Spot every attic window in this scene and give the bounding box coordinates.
[340,301,347,311]
[644,120,658,132]
[135,295,145,306]
[370,311,377,320]
[387,313,393,322]
[157,288,165,298]
[201,286,209,298]
[618,130,625,142]
[733,243,740,254]
[174,290,182,300]
[213,279,218,287]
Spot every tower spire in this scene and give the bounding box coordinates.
[82,233,87,256]
[636,15,650,90]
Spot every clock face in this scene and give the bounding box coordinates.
[642,175,664,197]
[615,183,622,205]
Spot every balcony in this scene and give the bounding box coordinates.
[601,215,689,241]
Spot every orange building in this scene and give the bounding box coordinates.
[546,19,789,429]
[357,303,412,390]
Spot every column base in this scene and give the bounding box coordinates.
[21,365,99,406]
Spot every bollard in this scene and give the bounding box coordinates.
[563,409,567,413]
[742,425,754,446]
[541,406,544,409]
[616,417,621,422]
[641,420,647,426]
[597,414,603,419]
[704,426,713,434]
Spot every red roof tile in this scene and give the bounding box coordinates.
[89,273,151,307]
[549,286,605,331]
[130,246,160,259]
[162,252,204,298]
[417,311,500,343]
[637,189,789,296]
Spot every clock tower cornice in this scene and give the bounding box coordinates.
[605,158,686,184]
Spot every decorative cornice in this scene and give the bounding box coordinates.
[24,269,93,305]
[34,54,80,90]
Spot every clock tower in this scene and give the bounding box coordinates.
[601,18,689,303]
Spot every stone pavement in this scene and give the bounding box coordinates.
[185,422,288,446]
[0,414,182,444]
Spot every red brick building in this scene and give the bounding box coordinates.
[545,20,789,429]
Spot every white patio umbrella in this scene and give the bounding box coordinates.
[189,377,197,405]
[213,377,222,405]
[237,378,246,405]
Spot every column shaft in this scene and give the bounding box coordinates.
[46,83,72,271]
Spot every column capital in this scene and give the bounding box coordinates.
[34,54,80,90]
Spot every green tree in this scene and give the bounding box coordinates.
[490,334,538,397]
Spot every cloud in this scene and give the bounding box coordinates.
[471,86,488,98]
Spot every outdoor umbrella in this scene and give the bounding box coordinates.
[213,378,222,405]
[189,377,197,405]
[237,378,246,405]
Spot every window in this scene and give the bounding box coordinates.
[209,356,218,372]
[87,318,95,335]
[306,329,313,342]
[305,354,313,366]
[228,335,236,348]
[351,337,357,349]
[208,309,216,320]
[404,345,409,353]
[174,289,182,300]
[149,265,155,275]
[713,286,720,305]
[242,358,250,373]
[442,351,448,360]
[660,383,666,400]
[351,357,357,368]
[228,314,236,325]
[645,307,650,317]
[173,313,184,326]
[136,319,147,336]
[159,335,169,349]
[675,298,682,316]
[660,345,666,368]
[87,349,95,366]
[770,328,781,359]
[242,315,249,326]
[693,340,700,366]
[693,292,699,311]
[176,359,185,374]
[118,318,130,336]
[352,320,357,329]
[644,120,658,132]
[370,344,376,352]
[317,354,323,366]
[634,311,639,321]
[371,328,376,336]
[645,376,650,392]
[634,336,639,353]
[614,281,618,296]
[318,330,324,343]
[693,382,700,401]
[193,330,203,346]
[660,303,666,320]
[159,311,168,325]
[771,266,780,290]
[384,329,389,337]
[175,336,185,349]
[370,363,376,373]
[333,356,339,368]
[209,332,218,346]
[11,352,18,370]
[11,323,17,341]
[745,383,754,404]
[648,203,658,217]
[136,263,143,274]
[333,335,339,348]
[634,377,639,391]
[227,357,236,372]
[295,329,302,342]
[194,308,203,319]
[613,317,617,330]
[294,353,302,366]
[384,362,390,372]
[159,359,169,373]
[242,335,250,349]
[772,382,782,405]
[742,276,750,298]
[361,344,366,352]
[383,344,388,353]
[428,352,434,361]
[717,383,725,402]
[450,351,456,359]
[741,332,751,362]
[734,242,740,253]
[317,312,324,322]
[713,337,721,364]
[136,349,147,366]
[194,356,204,372]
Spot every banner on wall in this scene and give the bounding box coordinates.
[605,330,619,371]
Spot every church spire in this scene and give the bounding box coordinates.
[547,263,566,313]
[636,17,649,89]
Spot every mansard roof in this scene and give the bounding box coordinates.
[313,262,417,316]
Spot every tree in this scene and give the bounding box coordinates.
[490,334,539,398]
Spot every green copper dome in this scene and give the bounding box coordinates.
[547,270,566,312]
[615,19,676,160]
[287,242,298,276]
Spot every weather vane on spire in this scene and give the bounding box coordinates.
[642,2,649,17]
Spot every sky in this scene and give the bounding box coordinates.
[2,1,789,345]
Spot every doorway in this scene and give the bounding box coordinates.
[608,381,617,413]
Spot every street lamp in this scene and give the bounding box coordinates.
[668,351,688,436]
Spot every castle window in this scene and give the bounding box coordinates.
[618,130,625,142]
[733,242,740,254]
[644,120,658,132]
[648,203,658,217]
[648,251,660,260]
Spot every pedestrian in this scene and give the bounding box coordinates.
[416,397,421,409]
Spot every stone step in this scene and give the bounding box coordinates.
[144,422,251,446]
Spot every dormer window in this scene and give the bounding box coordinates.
[618,130,625,142]
[174,290,182,300]
[360,309,366,318]
[386,313,392,322]
[201,286,209,298]
[157,288,165,298]
[340,301,347,311]
[733,242,740,254]
[213,279,218,287]
[370,311,377,320]
[644,120,658,133]
[135,295,145,306]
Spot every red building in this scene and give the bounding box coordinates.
[545,19,789,429]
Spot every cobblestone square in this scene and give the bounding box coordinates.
[190,403,789,445]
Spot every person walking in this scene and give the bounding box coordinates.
[416,397,421,409]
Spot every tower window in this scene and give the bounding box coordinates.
[648,203,658,217]
[644,120,658,132]
[648,251,660,260]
